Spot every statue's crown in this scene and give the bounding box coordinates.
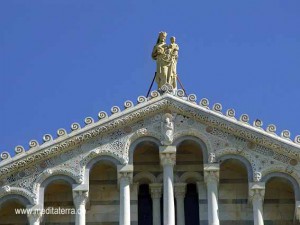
[159,31,167,37]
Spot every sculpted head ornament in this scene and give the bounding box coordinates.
[162,113,173,121]
[157,31,167,43]
[208,153,216,163]
[254,171,262,182]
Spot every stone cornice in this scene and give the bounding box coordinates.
[1,90,299,178]
[0,97,168,177]
[165,94,300,159]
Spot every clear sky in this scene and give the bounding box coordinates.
[1,1,300,156]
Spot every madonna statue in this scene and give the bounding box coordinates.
[152,32,179,89]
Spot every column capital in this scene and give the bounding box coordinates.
[174,183,187,199]
[296,201,300,221]
[150,183,163,199]
[159,146,176,166]
[249,182,265,202]
[73,190,89,208]
[118,164,133,184]
[26,205,43,225]
[204,164,220,183]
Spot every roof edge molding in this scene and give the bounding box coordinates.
[1,90,299,177]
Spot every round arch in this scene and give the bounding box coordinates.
[0,194,31,210]
[173,135,209,163]
[134,172,157,184]
[86,155,121,171]
[262,172,300,201]
[179,172,203,183]
[0,187,36,205]
[34,168,81,193]
[37,174,77,206]
[128,136,160,164]
[218,154,253,182]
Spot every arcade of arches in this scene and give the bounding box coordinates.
[0,139,300,225]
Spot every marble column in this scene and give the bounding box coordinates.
[150,183,163,225]
[174,183,187,225]
[118,165,133,225]
[196,181,205,225]
[296,201,300,222]
[249,182,265,225]
[204,164,220,225]
[159,145,176,225]
[26,206,43,225]
[73,190,89,225]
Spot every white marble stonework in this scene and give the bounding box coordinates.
[0,87,300,225]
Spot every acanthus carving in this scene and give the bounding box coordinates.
[118,171,133,184]
[204,164,220,184]
[149,183,163,199]
[249,188,265,201]
[160,152,176,166]
[73,191,89,208]
[249,183,265,202]
[204,170,219,184]
[174,183,187,198]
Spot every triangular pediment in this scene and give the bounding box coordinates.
[0,90,300,179]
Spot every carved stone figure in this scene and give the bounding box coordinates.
[152,32,179,89]
[208,153,216,163]
[168,36,179,89]
[161,113,174,145]
[254,171,262,182]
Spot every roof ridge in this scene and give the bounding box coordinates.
[1,88,299,164]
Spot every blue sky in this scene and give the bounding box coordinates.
[1,1,300,156]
